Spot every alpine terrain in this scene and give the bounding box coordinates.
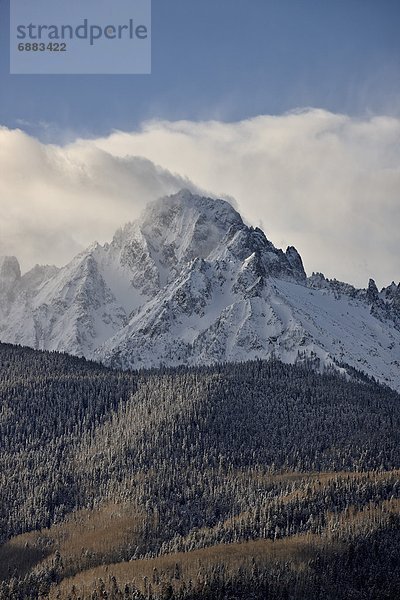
[0,189,399,389]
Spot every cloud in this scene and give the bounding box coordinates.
[0,109,399,288]
[0,126,198,272]
[87,109,400,288]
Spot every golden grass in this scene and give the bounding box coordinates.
[0,501,146,580]
[2,469,399,594]
[238,468,400,487]
[50,533,327,599]
[52,492,400,599]
[326,497,400,540]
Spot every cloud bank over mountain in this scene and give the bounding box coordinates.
[0,108,399,287]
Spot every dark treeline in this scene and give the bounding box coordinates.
[1,342,400,598]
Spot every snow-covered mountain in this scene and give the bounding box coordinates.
[1,190,399,390]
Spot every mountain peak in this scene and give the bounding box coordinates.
[136,191,309,281]
[285,246,307,280]
[140,190,243,237]
[367,278,379,303]
[0,191,399,392]
[143,188,240,217]
[137,190,244,266]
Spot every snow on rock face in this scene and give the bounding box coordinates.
[0,256,22,317]
[140,189,243,265]
[0,190,399,390]
[0,256,21,289]
[367,278,379,303]
[286,246,307,281]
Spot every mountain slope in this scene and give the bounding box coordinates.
[1,342,400,599]
[1,341,400,547]
[0,190,399,389]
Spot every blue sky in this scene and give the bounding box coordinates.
[1,0,399,141]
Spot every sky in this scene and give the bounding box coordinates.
[0,0,399,288]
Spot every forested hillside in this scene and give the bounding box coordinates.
[1,342,400,599]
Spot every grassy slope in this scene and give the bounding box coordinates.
[2,470,399,598]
